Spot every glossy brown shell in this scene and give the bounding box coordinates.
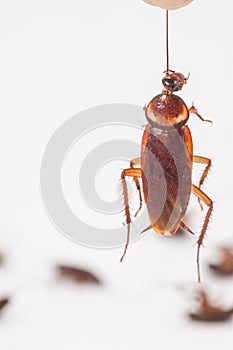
[141,124,193,235]
[145,94,189,129]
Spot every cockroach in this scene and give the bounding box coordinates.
[190,290,233,322]
[120,10,213,282]
[57,265,101,285]
[209,247,233,276]
[0,298,9,315]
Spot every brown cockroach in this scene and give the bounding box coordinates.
[190,290,233,322]
[120,10,213,283]
[57,265,101,285]
[0,298,9,315]
[209,247,233,276]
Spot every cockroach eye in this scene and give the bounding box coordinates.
[162,77,178,91]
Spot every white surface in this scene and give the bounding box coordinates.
[0,0,233,349]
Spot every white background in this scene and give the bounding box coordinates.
[0,0,233,349]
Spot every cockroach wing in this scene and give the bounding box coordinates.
[141,125,193,235]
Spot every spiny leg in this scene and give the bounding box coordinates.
[189,105,212,124]
[120,167,142,262]
[130,158,143,217]
[193,155,212,210]
[192,184,213,283]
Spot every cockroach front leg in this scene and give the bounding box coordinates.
[193,155,212,210]
[130,158,143,217]
[189,105,212,124]
[120,168,142,262]
[192,184,213,283]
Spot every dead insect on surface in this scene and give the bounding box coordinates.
[0,298,9,315]
[57,265,101,285]
[120,9,213,283]
[209,247,233,276]
[190,290,233,322]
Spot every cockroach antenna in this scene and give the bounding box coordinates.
[166,9,169,72]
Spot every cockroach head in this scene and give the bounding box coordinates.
[162,71,190,93]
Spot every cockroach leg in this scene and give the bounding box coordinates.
[120,168,142,262]
[133,177,143,217]
[180,221,195,235]
[192,184,213,283]
[130,158,143,217]
[193,155,212,210]
[189,105,212,124]
[193,155,211,188]
[129,158,141,168]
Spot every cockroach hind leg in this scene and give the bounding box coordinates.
[192,184,213,283]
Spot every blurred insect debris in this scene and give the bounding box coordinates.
[189,290,233,322]
[0,298,10,316]
[209,246,233,276]
[57,265,101,285]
